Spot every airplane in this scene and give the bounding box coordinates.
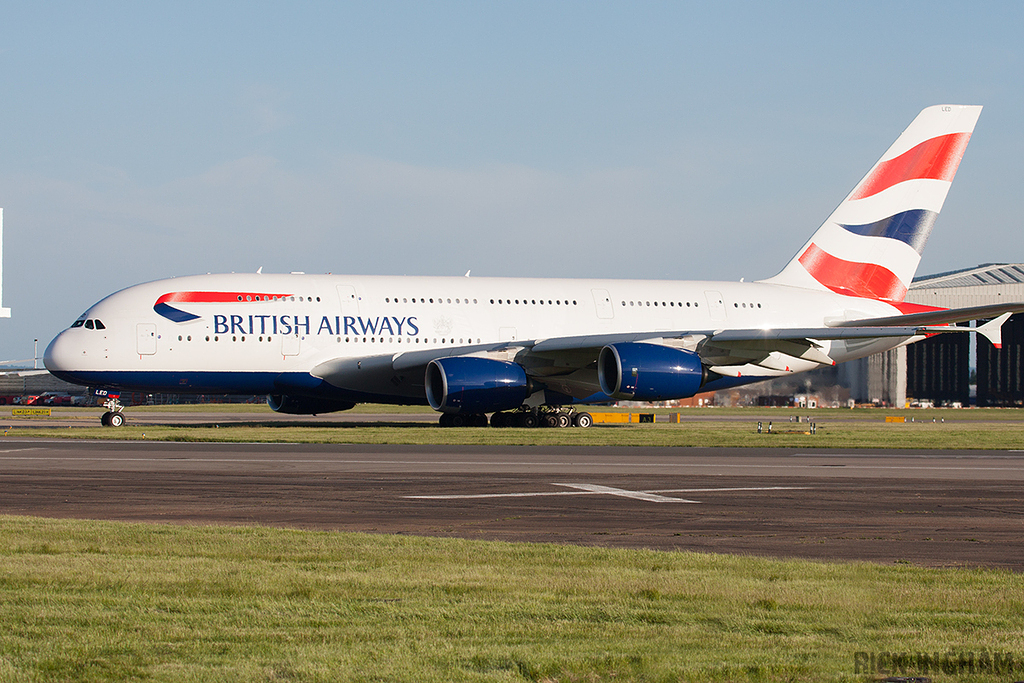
[44,104,1024,428]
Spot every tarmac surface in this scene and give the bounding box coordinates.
[1,438,1022,570]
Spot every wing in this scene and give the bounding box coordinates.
[826,301,1024,329]
[308,303,1024,401]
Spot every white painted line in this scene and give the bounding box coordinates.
[649,486,810,494]
[0,455,1021,473]
[406,490,596,500]
[553,483,698,503]
[405,484,810,503]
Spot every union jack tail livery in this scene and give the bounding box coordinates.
[764,105,982,302]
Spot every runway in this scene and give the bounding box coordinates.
[1,440,1022,569]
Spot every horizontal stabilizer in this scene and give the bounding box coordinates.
[828,302,1024,328]
[976,312,1011,348]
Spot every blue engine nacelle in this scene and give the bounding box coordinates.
[267,395,356,415]
[598,343,707,401]
[425,357,531,414]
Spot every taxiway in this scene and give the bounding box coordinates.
[1,440,1021,569]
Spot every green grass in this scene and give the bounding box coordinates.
[7,419,1024,449]
[8,404,1024,448]
[31,402,433,416]
[33,404,1024,420]
[1,515,1022,682]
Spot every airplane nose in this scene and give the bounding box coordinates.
[43,330,77,375]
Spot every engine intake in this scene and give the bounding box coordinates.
[425,357,530,414]
[598,343,706,401]
[267,394,356,415]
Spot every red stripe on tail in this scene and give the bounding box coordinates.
[850,132,971,200]
[798,243,908,301]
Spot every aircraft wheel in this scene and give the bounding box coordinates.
[520,413,539,429]
[438,413,453,427]
[450,414,466,428]
[490,412,507,428]
[556,413,571,428]
[100,411,112,427]
[471,414,489,427]
[573,412,593,428]
[542,413,559,428]
[108,412,125,427]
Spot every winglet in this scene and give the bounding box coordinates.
[977,312,1011,348]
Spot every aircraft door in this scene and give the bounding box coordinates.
[704,291,727,321]
[282,333,301,356]
[137,324,157,355]
[592,289,614,319]
[337,285,360,316]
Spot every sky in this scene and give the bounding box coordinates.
[1,2,1022,361]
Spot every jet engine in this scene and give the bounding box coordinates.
[266,394,356,415]
[425,357,531,414]
[598,342,707,401]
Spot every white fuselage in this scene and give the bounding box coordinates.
[44,272,908,403]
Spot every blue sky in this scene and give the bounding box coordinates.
[1,2,1022,360]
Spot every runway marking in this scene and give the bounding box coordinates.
[1,455,1023,473]
[555,483,700,503]
[649,486,811,494]
[406,484,809,504]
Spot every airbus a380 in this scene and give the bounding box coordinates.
[44,105,1024,427]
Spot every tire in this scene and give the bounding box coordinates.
[556,413,571,428]
[108,412,125,427]
[573,412,593,428]
[472,414,489,427]
[520,413,539,429]
[450,414,466,428]
[543,413,559,428]
[490,412,506,428]
[439,413,453,427]
[100,411,112,427]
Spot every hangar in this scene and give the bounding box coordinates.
[842,264,1024,407]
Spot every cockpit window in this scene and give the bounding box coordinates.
[93,320,105,330]
[71,320,85,328]
[85,320,94,330]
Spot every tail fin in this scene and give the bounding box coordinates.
[762,105,982,302]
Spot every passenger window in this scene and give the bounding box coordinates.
[85,320,94,330]
[94,320,106,330]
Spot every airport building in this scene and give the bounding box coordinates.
[842,264,1024,407]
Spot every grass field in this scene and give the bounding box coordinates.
[34,403,1024,420]
[2,516,1023,682]
[6,405,1024,449]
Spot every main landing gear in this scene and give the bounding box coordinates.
[437,413,489,428]
[100,396,126,427]
[438,408,592,428]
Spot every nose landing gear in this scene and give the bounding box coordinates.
[99,395,126,427]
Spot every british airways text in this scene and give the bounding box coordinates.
[213,315,420,336]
